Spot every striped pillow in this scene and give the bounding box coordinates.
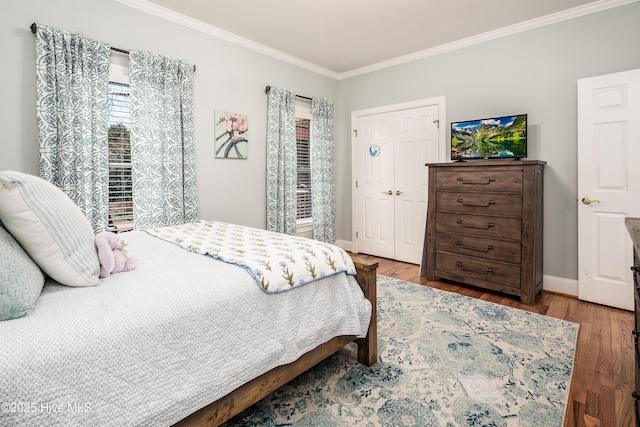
[0,171,100,287]
[0,223,44,320]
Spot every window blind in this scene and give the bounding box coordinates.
[107,82,133,232]
[296,118,312,220]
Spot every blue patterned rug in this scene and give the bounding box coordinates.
[225,275,579,426]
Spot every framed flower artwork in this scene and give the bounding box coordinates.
[215,111,248,159]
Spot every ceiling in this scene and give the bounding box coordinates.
[132,0,626,77]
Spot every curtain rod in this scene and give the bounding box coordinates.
[30,23,196,72]
[265,85,312,101]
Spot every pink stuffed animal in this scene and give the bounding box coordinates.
[95,231,137,278]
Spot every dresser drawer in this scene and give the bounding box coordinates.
[436,192,523,217]
[435,212,522,240]
[634,266,640,331]
[436,252,521,289]
[435,232,521,264]
[634,329,640,387]
[635,368,640,418]
[636,292,640,333]
[436,170,523,192]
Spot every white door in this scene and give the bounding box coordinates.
[354,112,395,259]
[577,68,640,311]
[353,103,442,264]
[394,106,440,263]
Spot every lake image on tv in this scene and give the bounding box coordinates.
[451,115,526,159]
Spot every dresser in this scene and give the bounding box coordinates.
[424,160,545,305]
[625,217,640,425]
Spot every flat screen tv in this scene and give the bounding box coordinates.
[451,114,527,160]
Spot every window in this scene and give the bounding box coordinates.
[107,81,133,232]
[295,99,312,237]
[295,99,313,225]
[296,117,311,221]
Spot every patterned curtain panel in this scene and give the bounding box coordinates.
[35,25,110,233]
[310,98,336,243]
[266,87,297,235]
[129,50,198,229]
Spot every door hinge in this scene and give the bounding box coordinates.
[353,129,358,137]
[355,180,358,188]
[356,231,358,238]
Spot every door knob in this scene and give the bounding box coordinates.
[581,197,600,205]
[396,190,404,195]
[383,190,393,195]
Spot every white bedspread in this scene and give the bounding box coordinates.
[0,231,371,427]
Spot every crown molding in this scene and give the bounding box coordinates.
[338,0,639,79]
[113,0,340,79]
[115,0,637,81]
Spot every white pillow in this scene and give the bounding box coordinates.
[0,171,100,287]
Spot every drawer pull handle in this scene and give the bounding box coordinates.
[456,241,494,252]
[457,176,496,185]
[456,261,493,274]
[456,219,495,230]
[456,198,496,207]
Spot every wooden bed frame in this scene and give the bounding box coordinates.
[174,256,378,426]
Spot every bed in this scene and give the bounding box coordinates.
[0,171,377,427]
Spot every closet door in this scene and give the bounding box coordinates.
[353,104,441,264]
[394,105,439,263]
[354,112,395,259]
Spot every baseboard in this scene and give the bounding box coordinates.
[543,274,578,297]
[334,240,352,252]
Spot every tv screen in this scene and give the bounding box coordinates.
[451,114,527,160]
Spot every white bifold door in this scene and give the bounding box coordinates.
[353,104,441,264]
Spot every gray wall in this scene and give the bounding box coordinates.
[0,0,339,229]
[337,2,640,280]
[2,0,640,281]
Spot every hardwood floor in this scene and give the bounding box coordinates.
[351,253,636,427]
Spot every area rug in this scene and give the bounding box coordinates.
[224,275,579,426]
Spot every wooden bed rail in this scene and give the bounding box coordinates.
[175,256,378,427]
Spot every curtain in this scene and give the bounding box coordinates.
[129,50,198,229]
[35,25,111,233]
[310,98,336,243]
[266,87,297,235]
